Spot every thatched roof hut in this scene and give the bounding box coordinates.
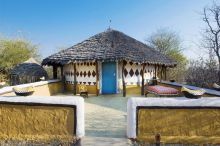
[42,29,176,96]
[10,58,48,85]
[42,29,176,67]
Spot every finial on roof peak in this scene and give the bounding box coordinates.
[107,27,112,31]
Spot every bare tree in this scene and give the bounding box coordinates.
[202,1,220,82]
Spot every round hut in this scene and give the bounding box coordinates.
[42,29,177,96]
[10,58,48,85]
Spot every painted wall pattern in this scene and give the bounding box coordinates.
[64,64,75,84]
[64,62,96,85]
[64,61,155,87]
[124,61,155,85]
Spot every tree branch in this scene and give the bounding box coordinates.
[203,8,216,34]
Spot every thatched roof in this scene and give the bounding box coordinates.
[10,58,48,78]
[42,29,176,67]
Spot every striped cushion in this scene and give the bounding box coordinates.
[13,86,34,93]
[146,85,178,95]
[181,87,205,96]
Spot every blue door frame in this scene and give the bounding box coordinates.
[102,62,117,94]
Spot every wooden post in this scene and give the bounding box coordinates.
[73,63,77,95]
[164,67,167,81]
[154,65,157,78]
[160,66,163,80]
[96,61,99,96]
[53,65,58,79]
[60,66,65,92]
[122,60,126,97]
[141,63,146,96]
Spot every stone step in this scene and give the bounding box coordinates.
[75,136,133,146]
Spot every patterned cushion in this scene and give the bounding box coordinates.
[78,84,88,93]
[181,86,205,96]
[146,85,178,95]
[213,83,220,89]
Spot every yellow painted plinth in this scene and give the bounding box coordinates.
[137,108,220,144]
[120,85,141,96]
[0,104,75,142]
[66,83,97,94]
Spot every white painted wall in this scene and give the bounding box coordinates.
[118,62,156,86]
[64,63,96,85]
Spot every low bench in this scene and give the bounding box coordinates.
[127,97,220,144]
[145,85,179,97]
[0,96,84,143]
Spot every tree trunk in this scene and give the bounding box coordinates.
[218,61,220,83]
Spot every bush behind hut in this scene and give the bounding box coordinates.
[185,57,218,88]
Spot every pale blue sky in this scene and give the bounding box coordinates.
[0,0,214,59]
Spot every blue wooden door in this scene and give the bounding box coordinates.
[102,62,117,94]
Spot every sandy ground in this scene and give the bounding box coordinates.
[80,94,135,145]
[54,93,136,145]
[84,95,128,138]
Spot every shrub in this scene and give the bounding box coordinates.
[185,58,218,88]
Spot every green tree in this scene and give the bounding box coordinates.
[0,38,40,81]
[147,29,188,82]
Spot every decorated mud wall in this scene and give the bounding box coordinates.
[64,63,97,85]
[64,61,156,95]
[0,103,75,142]
[64,63,97,94]
[118,61,156,95]
[123,62,155,86]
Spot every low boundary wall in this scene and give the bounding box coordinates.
[0,96,84,142]
[0,80,63,96]
[127,97,220,144]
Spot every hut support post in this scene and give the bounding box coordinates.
[122,60,126,97]
[73,63,77,95]
[60,66,65,92]
[96,61,99,96]
[53,65,58,79]
[164,67,167,80]
[141,63,146,96]
[154,65,157,78]
[160,66,163,81]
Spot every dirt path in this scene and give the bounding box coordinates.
[84,95,128,138]
[74,95,133,145]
